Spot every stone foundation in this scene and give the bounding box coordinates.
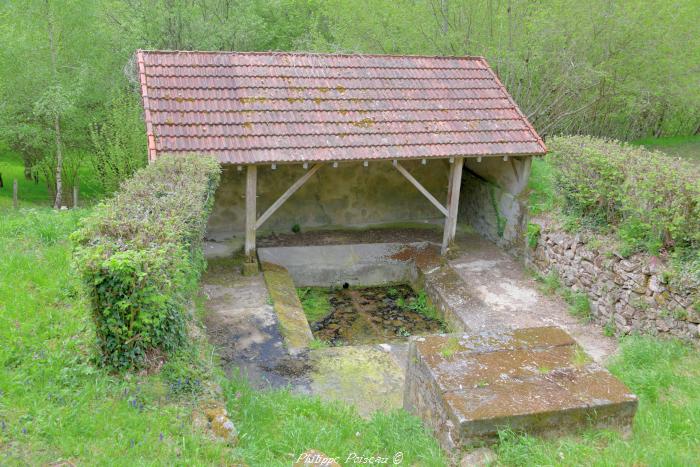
[529,222,699,340]
[404,328,638,451]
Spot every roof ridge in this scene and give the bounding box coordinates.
[138,49,486,61]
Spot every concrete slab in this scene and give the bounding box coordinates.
[308,344,406,418]
[450,232,617,362]
[404,327,637,452]
[257,242,431,287]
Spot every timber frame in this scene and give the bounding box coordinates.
[242,157,465,268]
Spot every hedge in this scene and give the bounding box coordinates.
[548,136,700,256]
[72,155,221,370]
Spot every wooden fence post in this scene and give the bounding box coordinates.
[13,179,18,209]
[73,185,79,208]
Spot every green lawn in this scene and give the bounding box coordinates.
[496,336,700,466]
[0,208,235,465]
[633,135,700,165]
[0,144,106,209]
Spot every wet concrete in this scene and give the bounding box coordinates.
[308,344,406,417]
[202,228,620,424]
[260,262,314,353]
[202,258,311,390]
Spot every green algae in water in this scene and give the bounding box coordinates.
[306,284,446,346]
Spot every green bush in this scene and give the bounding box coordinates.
[548,136,700,255]
[72,155,220,370]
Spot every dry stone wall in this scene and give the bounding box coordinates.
[529,222,699,340]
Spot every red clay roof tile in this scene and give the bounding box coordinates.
[137,51,546,163]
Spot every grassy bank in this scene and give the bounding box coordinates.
[0,208,232,465]
[633,135,700,165]
[497,335,700,465]
[0,146,106,209]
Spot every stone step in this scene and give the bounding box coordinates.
[404,327,637,452]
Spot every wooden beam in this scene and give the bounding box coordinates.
[255,164,322,230]
[393,161,448,216]
[441,157,464,254]
[244,165,257,261]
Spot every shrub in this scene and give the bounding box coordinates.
[72,155,220,370]
[548,136,700,255]
[527,222,541,249]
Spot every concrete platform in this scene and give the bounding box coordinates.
[308,344,407,417]
[404,327,637,451]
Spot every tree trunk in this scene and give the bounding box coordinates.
[46,0,63,209]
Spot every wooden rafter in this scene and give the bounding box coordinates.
[393,161,448,216]
[255,164,323,230]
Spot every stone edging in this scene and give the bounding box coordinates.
[261,261,315,352]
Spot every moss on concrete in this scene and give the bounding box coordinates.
[309,345,404,418]
[261,261,313,352]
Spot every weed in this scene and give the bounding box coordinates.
[309,339,330,350]
[604,320,617,337]
[672,308,688,321]
[527,222,541,249]
[297,287,331,323]
[399,290,442,322]
[571,345,592,367]
[291,223,301,233]
[440,337,461,358]
[568,293,592,321]
[538,270,561,295]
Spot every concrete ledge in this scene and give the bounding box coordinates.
[261,261,314,353]
[404,327,638,452]
[257,242,427,287]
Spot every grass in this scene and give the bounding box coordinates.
[1,207,445,464]
[536,270,593,322]
[496,335,700,466]
[397,290,443,323]
[297,287,331,323]
[528,157,557,215]
[0,144,107,209]
[225,374,447,466]
[633,135,700,165]
[0,207,232,465]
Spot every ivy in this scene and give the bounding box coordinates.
[72,155,221,370]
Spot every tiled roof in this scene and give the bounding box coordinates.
[136,51,546,164]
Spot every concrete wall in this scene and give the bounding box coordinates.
[459,157,532,254]
[206,156,533,250]
[207,160,450,240]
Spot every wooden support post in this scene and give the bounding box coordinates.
[244,165,258,273]
[13,179,18,209]
[73,185,79,208]
[441,157,464,255]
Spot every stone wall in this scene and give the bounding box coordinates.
[459,157,531,254]
[529,222,699,340]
